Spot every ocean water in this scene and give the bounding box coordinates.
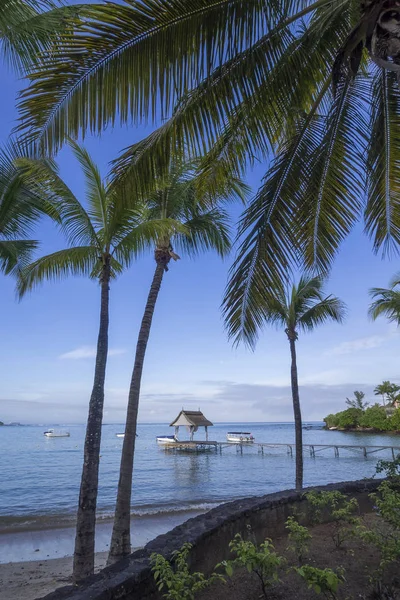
[1,422,399,532]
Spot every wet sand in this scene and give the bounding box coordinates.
[0,552,108,600]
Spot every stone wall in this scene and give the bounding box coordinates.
[38,479,382,600]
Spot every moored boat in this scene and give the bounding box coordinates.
[116,433,125,438]
[43,429,70,438]
[226,432,254,443]
[156,435,178,445]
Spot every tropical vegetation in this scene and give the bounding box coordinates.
[108,163,244,562]
[240,275,345,491]
[17,140,171,581]
[324,403,400,432]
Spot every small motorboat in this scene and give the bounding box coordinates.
[329,426,338,430]
[116,433,125,438]
[156,435,178,445]
[226,432,255,443]
[43,429,70,438]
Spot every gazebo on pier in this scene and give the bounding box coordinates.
[170,409,213,442]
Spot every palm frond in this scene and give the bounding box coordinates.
[110,2,349,197]
[17,245,98,297]
[222,107,328,347]
[17,0,335,151]
[368,286,400,324]
[365,68,400,257]
[297,296,346,332]
[68,139,108,231]
[0,0,87,73]
[17,155,100,248]
[0,138,57,237]
[0,239,38,277]
[174,208,231,258]
[296,74,369,272]
[112,217,182,265]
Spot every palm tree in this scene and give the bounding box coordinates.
[346,390,368,410]
[16,1,400,294]
[107,163,239,564]
[18,141,169,582]
[225,275,344,491]
[373,381,398,406]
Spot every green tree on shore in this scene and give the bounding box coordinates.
[374,381,400,407]
[107,164,242,564]
[346,391,368,410]
[18,141,169,581]
[225,275,345,491]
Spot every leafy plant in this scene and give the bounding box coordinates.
[294,565,345,599]
[376,454,400,480]
[151,543,224,600]
[305,490,360,547]
[355,481,400,598]
[285,516,312,563]
[219,534,283,599]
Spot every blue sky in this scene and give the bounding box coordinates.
[0,62,399,425]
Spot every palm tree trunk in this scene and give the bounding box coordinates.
[108,261,166,563]
[289,337,303,490]
[73,262,110,582]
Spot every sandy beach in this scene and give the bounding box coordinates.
[0,552,108,600]
[0,510,205,600]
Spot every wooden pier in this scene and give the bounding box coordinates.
[160,440,400,459]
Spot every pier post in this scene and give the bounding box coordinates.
[240,444,243,455]
[334,447,339,457]
[363,447,367,458]
[392,447,396,460]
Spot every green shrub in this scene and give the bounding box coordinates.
[151,543,224,600]
[376,454,400,479]
[285,516,312,563]
[219,534,283,599]
[355,481,400,597]
[294,565,345,599]
[336,408,363,429]
[360,404,391,431]
[389,408,400,432]
[324,414,339,428]
[305,490,360,547]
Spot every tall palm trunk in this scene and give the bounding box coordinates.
[288,336,303,490]
[108,257,167,563]
[73,259,110,582]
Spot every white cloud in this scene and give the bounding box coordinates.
[59,346,126,360]
[328,329,398,356]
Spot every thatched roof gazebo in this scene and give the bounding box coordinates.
[170,409,213,441]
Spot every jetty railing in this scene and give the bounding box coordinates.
[161,440,400,459]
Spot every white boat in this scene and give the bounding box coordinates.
[156,435,177,445]
[226,432,254,443]
[116,433,125,438]
[329,426,338,430]
[43,429,70,438]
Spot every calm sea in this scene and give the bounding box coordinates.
[1,422,399,532]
